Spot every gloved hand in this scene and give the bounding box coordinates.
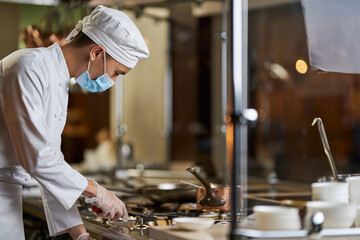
[85,180,128,221]
[75,232,92,240]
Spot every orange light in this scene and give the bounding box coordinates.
[224,114,231,123]
[295,59,308,74]
[226,123,234,169]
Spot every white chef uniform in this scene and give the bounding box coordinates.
[0,43,88,239]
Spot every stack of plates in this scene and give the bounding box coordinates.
[356,205,360,227]
[305,201,356,229]
[172,217,215,231]
[346,176,360,204]
[253,206,301,231]
[312,182,349,203]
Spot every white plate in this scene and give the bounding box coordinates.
[172,217,215,231]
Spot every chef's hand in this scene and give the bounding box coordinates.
[85,180,128,221]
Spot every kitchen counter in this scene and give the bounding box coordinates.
[21,177,360,240]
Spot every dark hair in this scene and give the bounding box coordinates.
[70,31,95,47]
[70,31,113,60]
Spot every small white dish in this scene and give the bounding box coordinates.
[172,217,215,231]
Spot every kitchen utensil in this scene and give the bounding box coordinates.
[318,173,360,182]
[305,201,356,229]
[104,182,197,204]
[311,182,349,203]
[196,186,232,212]
[179,180,202,188]
[186,167,237,212]
[92,206,102,213]
[253,205,301,231]
[346,176,360,204]
[139,183,197,203]
[312,118,338,181]
[186,167,226,207]
[172,217,215,231]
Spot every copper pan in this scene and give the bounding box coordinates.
[187,167,242,212]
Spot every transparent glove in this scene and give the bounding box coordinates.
[75,233,92,240]
[85,180,128,221]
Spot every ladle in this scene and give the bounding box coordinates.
[312,117,338,182]
[186,167,226,207]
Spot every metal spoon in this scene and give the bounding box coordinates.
[311,117,338,182]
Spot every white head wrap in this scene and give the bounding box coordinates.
[66,5,149,68]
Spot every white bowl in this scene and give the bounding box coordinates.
[346,176,360,183]
[172,217,215,231]
[346,177,360,204]
[306,201,356,228]
[312,182,349,202]
[312,182,349,192]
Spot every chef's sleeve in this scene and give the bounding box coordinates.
[40,185,84,236]
[1,61,88,210]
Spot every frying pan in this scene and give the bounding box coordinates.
[104,182,197,204]
[139,183,197,203]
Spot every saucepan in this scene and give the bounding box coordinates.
[186,167,242,212]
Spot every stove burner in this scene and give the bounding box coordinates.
[133,217,150,229]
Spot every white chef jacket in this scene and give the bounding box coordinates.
[0,43,88,237]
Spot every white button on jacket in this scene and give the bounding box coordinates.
[0,43,88,238]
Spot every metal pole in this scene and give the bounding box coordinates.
[227,0,248,239]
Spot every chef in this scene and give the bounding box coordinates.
[0,5,149,240]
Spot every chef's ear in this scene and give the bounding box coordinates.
[89,45,105,61]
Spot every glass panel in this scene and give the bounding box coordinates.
[248,0,360,183]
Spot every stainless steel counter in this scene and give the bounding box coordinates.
[22,179,360,240]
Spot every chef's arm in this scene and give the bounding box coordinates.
[67,224,87,240]
[82,179,98,198]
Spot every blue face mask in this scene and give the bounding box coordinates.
[75,51,115,92]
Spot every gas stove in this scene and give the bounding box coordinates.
[79,197,231,240]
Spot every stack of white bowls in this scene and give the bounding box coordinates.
[346,176,360,204]
[305,201,356,229]
[355,205,360,227]
[311,182,349,203]
[253,205,301,231]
